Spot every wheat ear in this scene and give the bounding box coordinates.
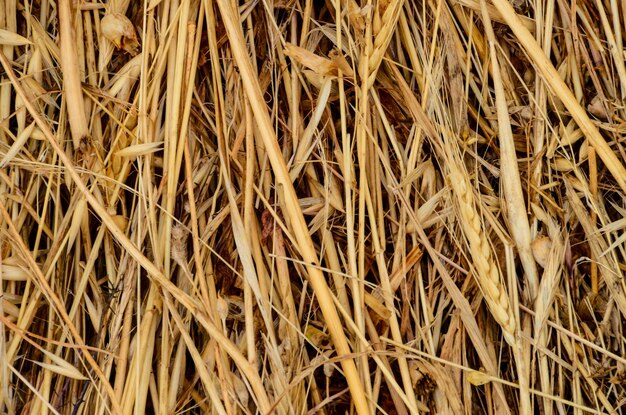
[447,163,530,413]
[365,0,406,88]
[448,169,517,343]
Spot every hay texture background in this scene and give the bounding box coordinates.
[0,0,626,413]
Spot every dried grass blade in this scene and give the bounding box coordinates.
[0,122,35,168]
[59,0,89,149]
[479,4,538,300]
[30,351,88,381]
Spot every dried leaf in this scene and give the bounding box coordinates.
[0,122,36,167]
[532,236,552,268]
[32,348,88,380]
[587,95,608,119]
[0,263,30,281]
[284,43,338,76]
[115,142,163,159]
[0,29,32,46]
[101,13,140,54]
[305,325,330,349]
[467,369,491,385]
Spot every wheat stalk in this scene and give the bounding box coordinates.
[447,167,517,343]
[446,155,530,413]
[364,0,406,88]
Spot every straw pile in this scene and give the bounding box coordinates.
[1,0,625,413]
